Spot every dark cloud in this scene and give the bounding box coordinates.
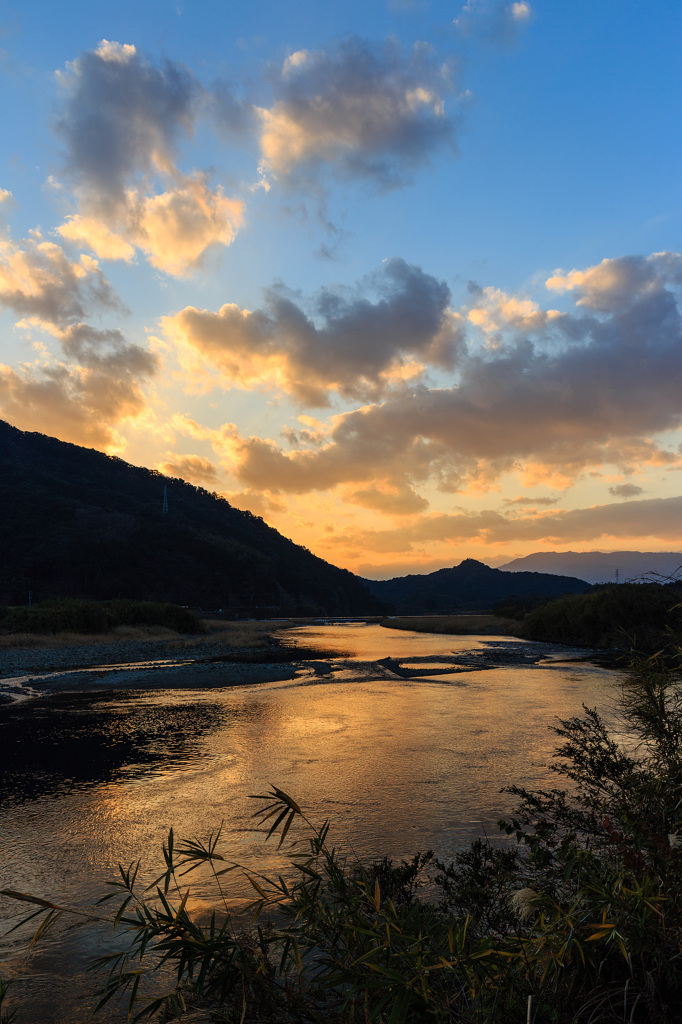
[224,252,682,493]
[54,42,244,277]
[547,252,682,313]
[609,482,644,499]
[56,40,201,211]
[209,79,256,139]
[258,37,457,191]
[60,323,156,371]
[503,495,559,506]
[166,258,462,405]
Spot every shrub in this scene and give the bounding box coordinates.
[519,582,682,648]
[0,599,204,635]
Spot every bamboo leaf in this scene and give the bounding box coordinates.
[278,810,296,848]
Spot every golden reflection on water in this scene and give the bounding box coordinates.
[0,625,619,1023]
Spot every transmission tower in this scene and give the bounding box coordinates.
[162,484,168,515]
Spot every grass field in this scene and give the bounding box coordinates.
[381,614,522,636]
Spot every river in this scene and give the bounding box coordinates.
[0,623,620,1023]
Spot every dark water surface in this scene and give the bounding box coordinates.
[0,624,619,1023]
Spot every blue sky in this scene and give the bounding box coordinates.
[1,0,681,576]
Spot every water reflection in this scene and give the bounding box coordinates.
[0,624,619,1024]
[0,690,230,806]
[275,622,510,660]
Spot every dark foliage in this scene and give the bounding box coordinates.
[491,593,557,620]
[0,598,203,635]
[520,582,682,649]
[0,420,381,616]
[364,558,589,615]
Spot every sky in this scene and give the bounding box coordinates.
[0,0,681,578]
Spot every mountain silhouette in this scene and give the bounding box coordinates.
[363,558,589,614]
[0,420,379,616]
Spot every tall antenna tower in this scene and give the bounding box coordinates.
[162,484,168,515]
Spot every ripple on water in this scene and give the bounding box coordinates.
[0,624,618,1024]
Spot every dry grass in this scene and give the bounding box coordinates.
[381,614,523,637]
[0,625,183,650]
[169,618,298,650]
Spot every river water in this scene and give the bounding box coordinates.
[0,623,620,1023]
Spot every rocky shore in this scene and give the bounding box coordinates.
[0,628,598,705]
[0,633,311,700]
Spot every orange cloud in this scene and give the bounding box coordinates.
[163,259,461,404]
[324,495,682,555]
[158,452,220,485]
[0,359,149,453]
[342,480,429,514]
[0,236,121,327]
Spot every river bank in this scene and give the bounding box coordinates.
[0,615,602,704]
[0,619,344,701]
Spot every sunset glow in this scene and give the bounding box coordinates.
[1,0,680,576]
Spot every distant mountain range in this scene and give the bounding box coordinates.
[500,551,682,586]
[362,559,589,615]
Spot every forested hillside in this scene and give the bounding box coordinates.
[364,558,589,614]
[0,421,379,615]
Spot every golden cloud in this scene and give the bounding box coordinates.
[158,453,220,485]
[325,495,682,555]
[163,259,461,403]
[0,360,148,453]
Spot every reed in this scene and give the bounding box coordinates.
[382,613,522,636]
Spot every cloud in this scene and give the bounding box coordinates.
[343,480,429,514]
[325,495,682,554]
[454,1,532,44]
[226,489,286,517]
[257,37,457,190]
[0,232,158,453]
[59,176,243,277]
[466,284,560,339]
[54,41,244,276]
[609,482,644,499]
[164,258,462,404]
[128,176,243,275]
[158,453,220,485]
[0,357,151,452]
[58,216,136,261]
[503,495,559,506]
[0,188,15,227]
[546,252,682,312]
[211,251,682,495]
[0,233,157,376]
[0,236,122,327]
[56,39,200,211]
[58,323,158,375]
